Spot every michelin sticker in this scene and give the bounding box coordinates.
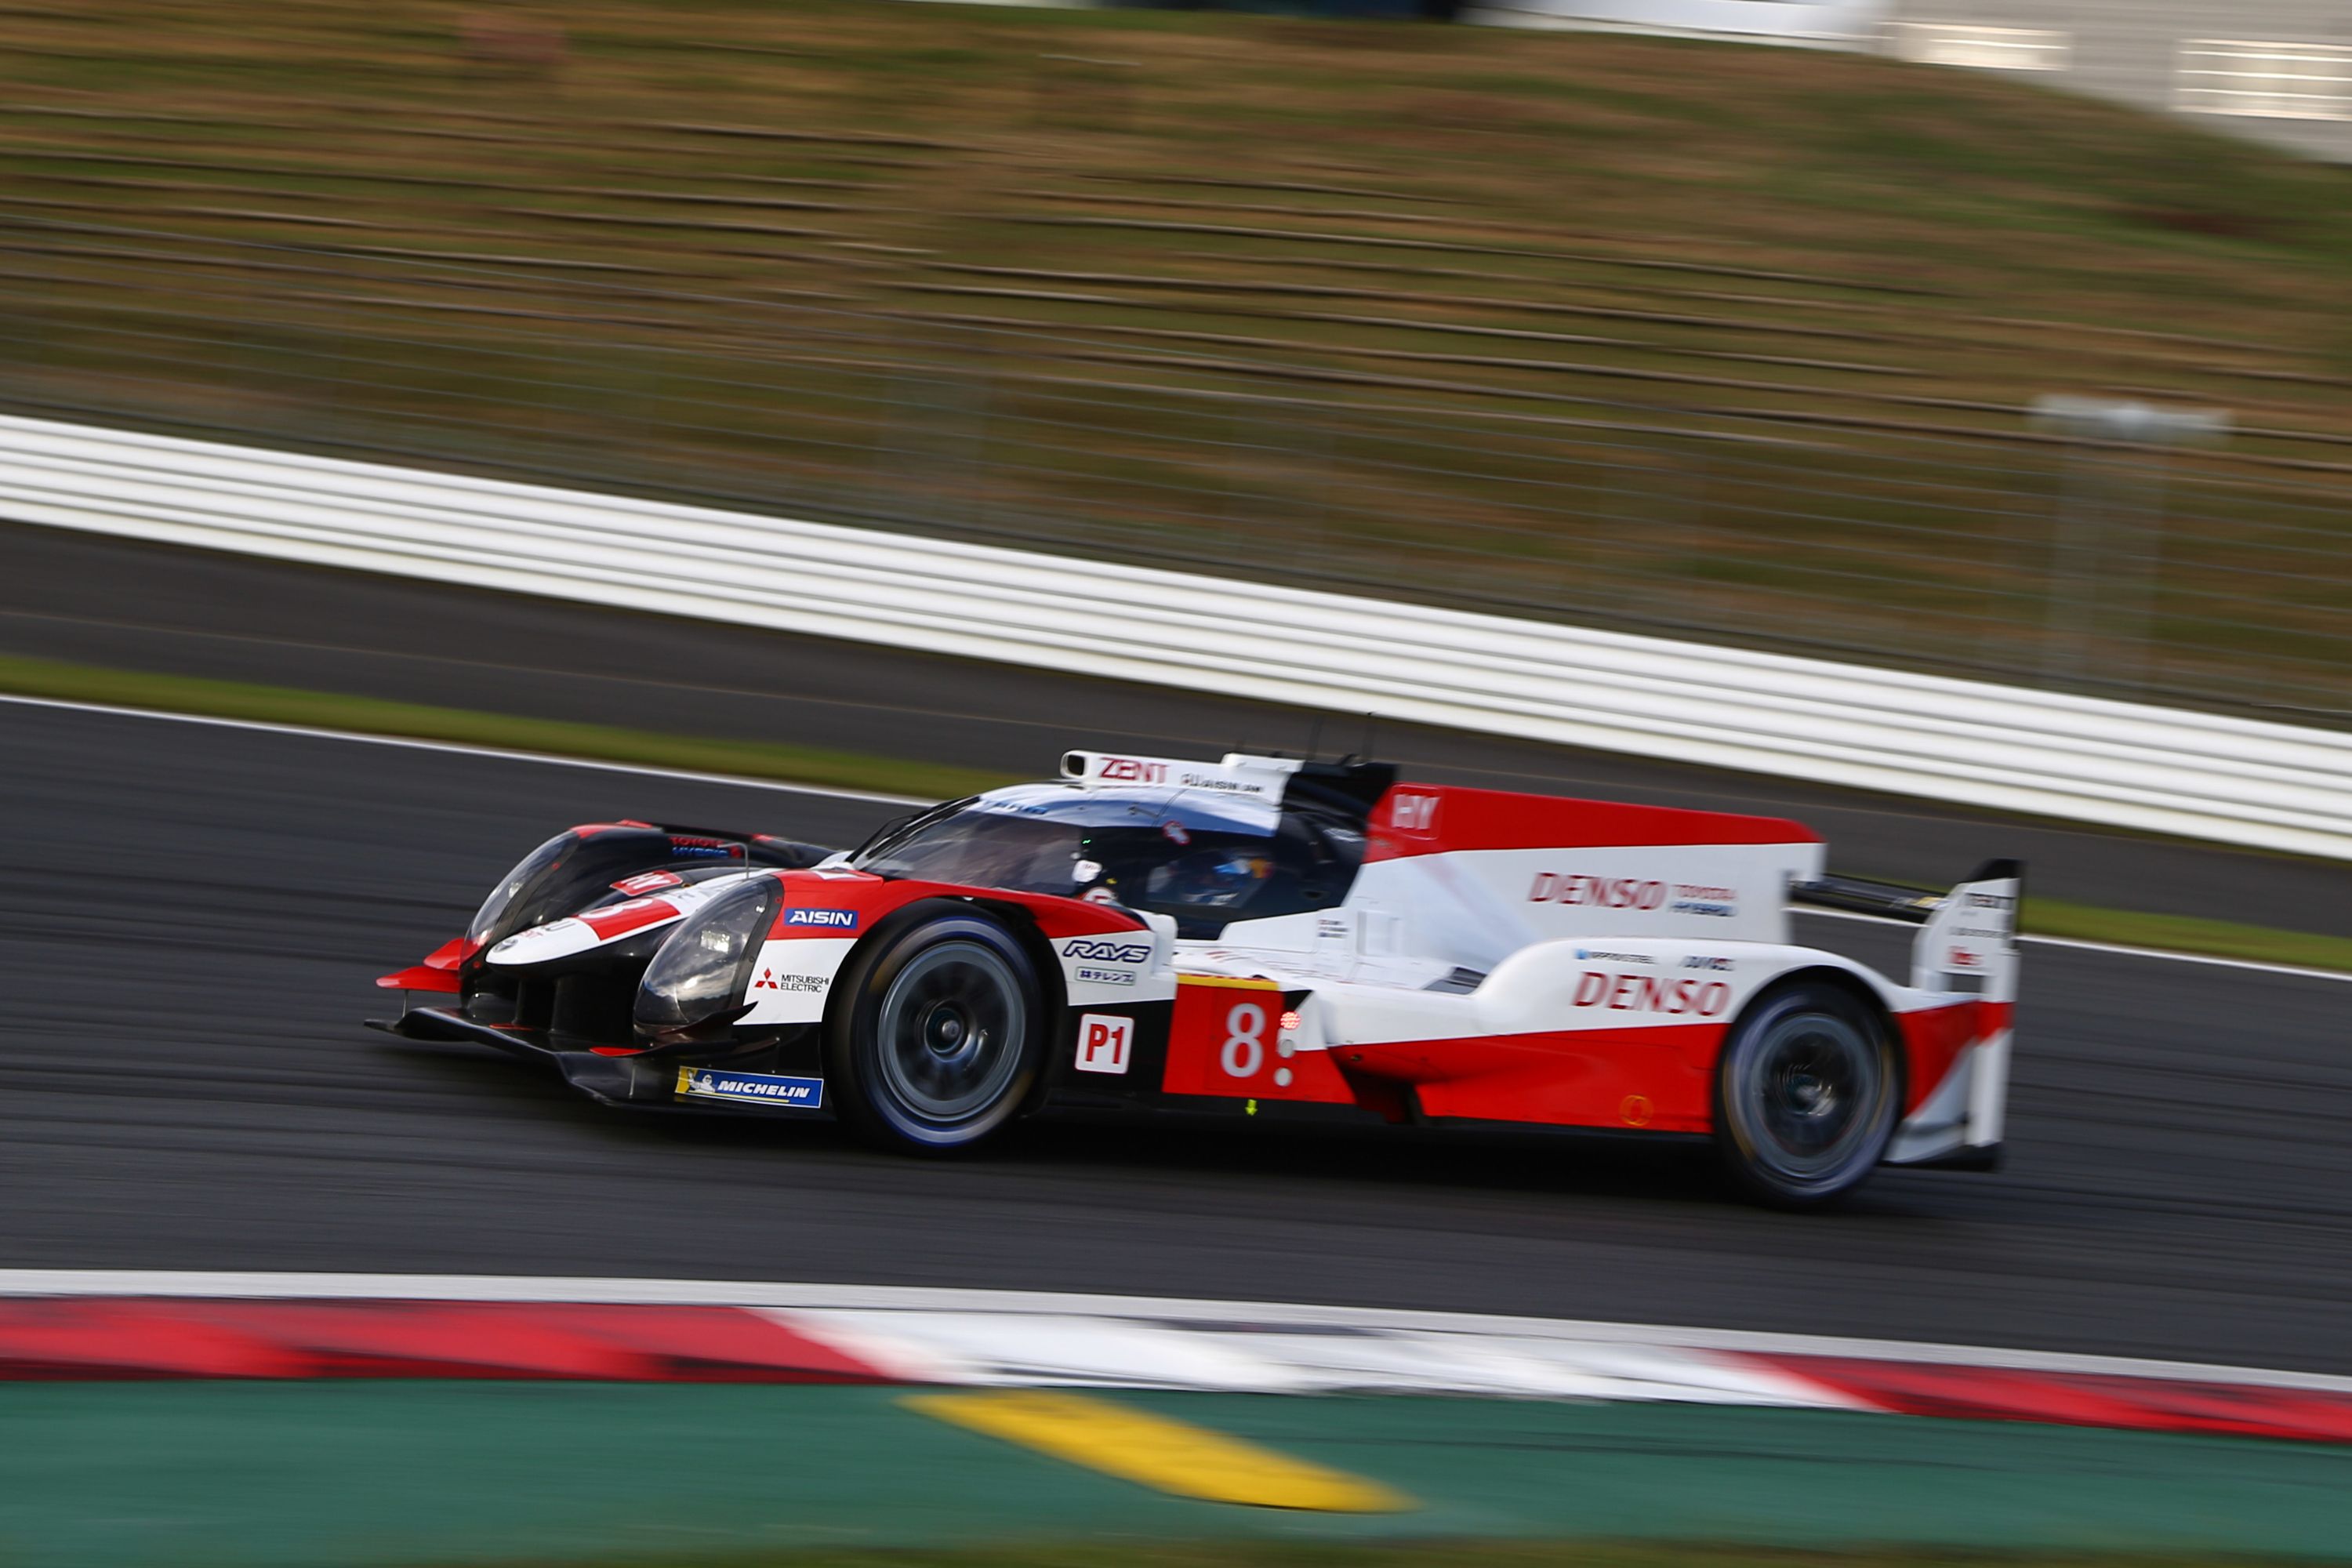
[675,1066,825,1109]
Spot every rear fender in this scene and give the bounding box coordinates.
[1719,961,1908,1105]
[1469,938,1886,1041]
[1457,940,1927,1133]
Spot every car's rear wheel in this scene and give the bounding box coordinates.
[826,904,1044,1154]
[1713,981,1898,1208]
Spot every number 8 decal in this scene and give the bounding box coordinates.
[1221,1001,1266,1080]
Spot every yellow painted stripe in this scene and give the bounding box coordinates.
[903,1391,1414,1513]
[1176,973,1283,991]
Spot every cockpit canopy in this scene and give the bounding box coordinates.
[851,781,1368,938]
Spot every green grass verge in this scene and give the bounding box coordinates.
[7,652,2347,975]
[0,655,1011,803]
[2025,895,2352,971]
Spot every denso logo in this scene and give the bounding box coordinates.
[1097,757,1168,784]
[1573,971,1733,1016]
[1530,873,1666,909]
[782,908,860,931]
[1063,938,1151,965]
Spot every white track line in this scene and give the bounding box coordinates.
[0,691,929,805]
[9,690,2343,982]
[1795,905,2352,985]
[3,1269,2348,1396]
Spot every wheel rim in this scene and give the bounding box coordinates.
[874,939,1026,1123]
[1731,1007,1886,1184]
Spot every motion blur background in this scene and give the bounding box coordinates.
[9,5,2352,1566]
[5,0,2351,718]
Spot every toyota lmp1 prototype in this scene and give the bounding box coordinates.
[372,751,2020,1206]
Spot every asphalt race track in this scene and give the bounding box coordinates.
[8,700,2352,1374]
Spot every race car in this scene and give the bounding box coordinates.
[371,750,2020,1206]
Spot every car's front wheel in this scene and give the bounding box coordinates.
[826,903,1044,1154]
[1713,981,1899,1208]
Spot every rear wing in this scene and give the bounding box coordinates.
[1794,859,2023,1004]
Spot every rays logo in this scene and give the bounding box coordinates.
[1062,939,1151,965]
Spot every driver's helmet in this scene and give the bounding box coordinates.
[1147,846,1273,909]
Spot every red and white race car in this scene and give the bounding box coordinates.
[373,751,2019,1205]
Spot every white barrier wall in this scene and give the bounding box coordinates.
[4,413,2350,860]
[1468,0,1889,44]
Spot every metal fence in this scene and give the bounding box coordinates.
[4,214,2350,727]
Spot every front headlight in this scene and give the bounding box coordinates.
[634,877,778,1038]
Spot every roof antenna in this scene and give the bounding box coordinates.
[1306,714,1323,761]
[1359,710,1378,762]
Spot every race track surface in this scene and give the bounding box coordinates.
[7,702,2351,1374]
[6,520,2348,937]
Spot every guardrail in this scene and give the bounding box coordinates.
[5,412,2350,861]
[1467,0,1886,45]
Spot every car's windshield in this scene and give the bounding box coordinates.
[852,784,1363,937]
[860,810,1095,896]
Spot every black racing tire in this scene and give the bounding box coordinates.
[824,902,1044,1155]
[1712,979,1900,1209]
